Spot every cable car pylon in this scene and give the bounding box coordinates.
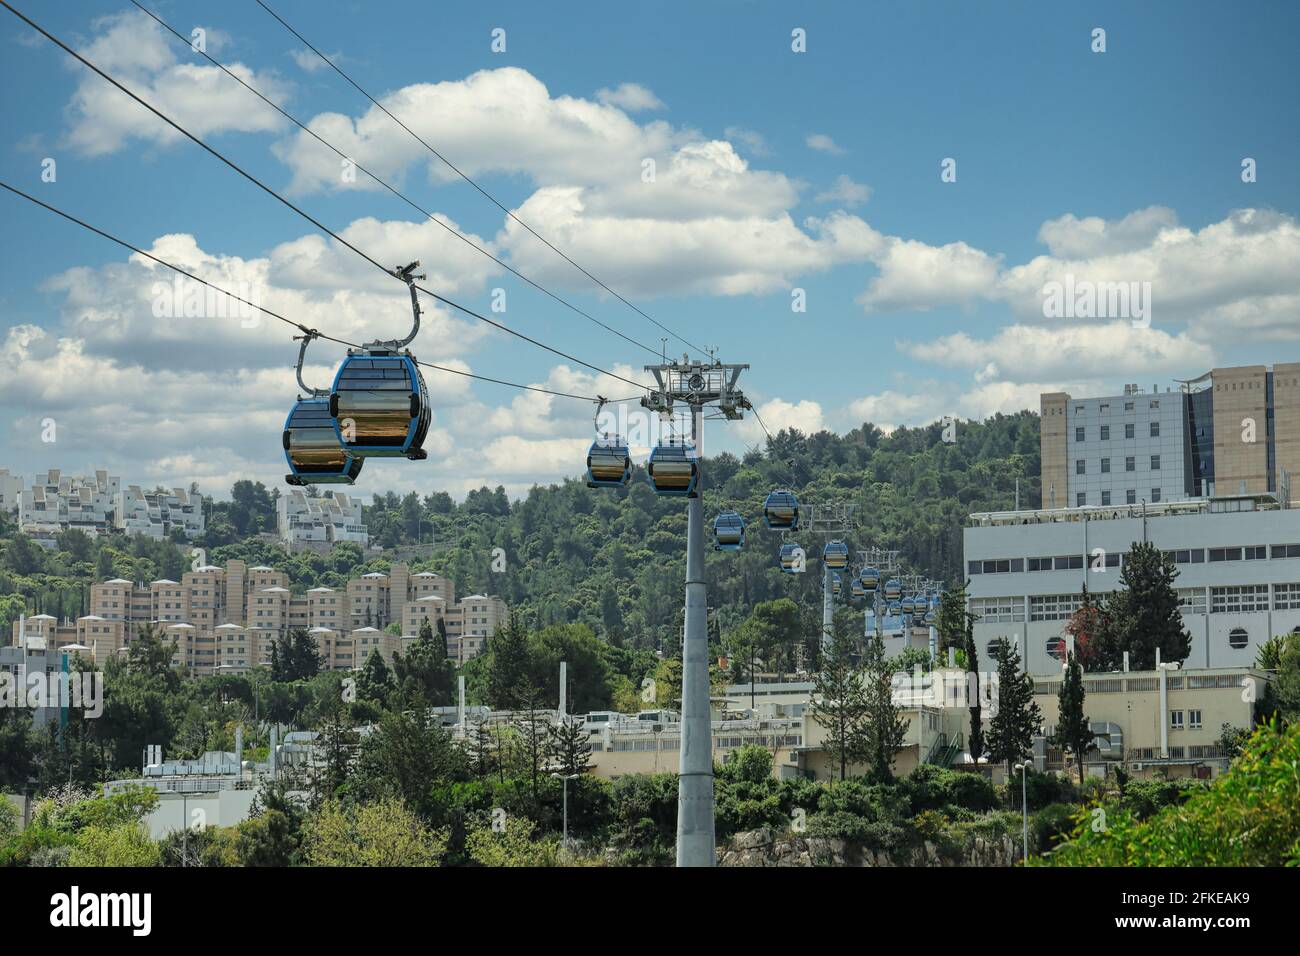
[639,357,749,868]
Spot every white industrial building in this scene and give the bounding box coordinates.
[965,492,1300,676]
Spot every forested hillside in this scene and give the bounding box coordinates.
[0,413,1039,652]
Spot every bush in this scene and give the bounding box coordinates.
[67,824,160,867]
[904,765,998,815]
[1048,721,1300,866]
[1005,769,1077,811]
[1032,803,1076,853]
[1117,778,1200,820]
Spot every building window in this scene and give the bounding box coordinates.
[1077,492,1086,507]
[1125,423,1135,439]
[1151,454,1161,470]
[1170,710,1184,730]
[1076,459,1086,475]
[1212,586,1269,614]
[1030,594,1084,622]
[1101,458,1110,473]
[1046,637,1067,662]
[1244,545,1267,560]
[1271,544,1300,559]
[1177,588,1207,614]
[970,597,1025,623]
[1075,426,1085,442]
[1126,489,1136,505]
[1126,456,1135,472]
[1274,583,1300,610]
[1150,421,1160,437]
[1124,401,1134,411]
[1151,488,1161,503]
[1100,425,1110,440]
[1208,547,1243,562]
[1228,627,1249,649]
[1189,709,1203,730]
[1101,491,1111,506]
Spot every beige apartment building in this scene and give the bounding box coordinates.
[12,560,501,676]
[1040,363,1300,510]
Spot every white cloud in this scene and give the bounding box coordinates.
[595,82,665,112]
[805,133,845,155]
[1036,206,1179,259]
[741,398,825,443]
[64,11,290,156]
[723,126,770,156]
[858,237,1002,313]
[815,174,871,207]
[907,322,1214,383]
[288,48,338,73]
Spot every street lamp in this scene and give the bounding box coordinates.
[1013,761,1031,864]
[553,772,581,849]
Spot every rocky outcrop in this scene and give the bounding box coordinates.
[716,828,1020,867]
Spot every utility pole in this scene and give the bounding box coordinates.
[641,358,749,869]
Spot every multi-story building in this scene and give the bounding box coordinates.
[277,490,369,549]
[23,560,505,673]
[965,493,1300,676]
[0,469,22,513]
[1040,363,1300,509]
[114,484,205,539]
[18,469,120,537]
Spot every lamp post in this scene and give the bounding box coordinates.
[555,772,581,849]
[1014,761,1030,864]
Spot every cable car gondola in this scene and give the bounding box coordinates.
[586,439,631,488]
[831,572,842,597]
[329,261,432,460]
[923,609,936,625]
[778,542,804,573]
[647,442,699,497]
[763,490,800,531]
[900,596,916,616]
[850,578,867,600]
[859,566,881,591]
[283,399,364,486]
[883,578,903,601]
[823,540,850,570]
[713,512,745,551]
[283,331,363,485]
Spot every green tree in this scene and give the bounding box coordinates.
[987,638,1042,778]
[547,716,593,779]
[487,610,532,710]
[861,632,907,781]
[810,623,870,782]
[1102,542,1191,669]
[962,606,986,764]
[1052,651,1094,784]
[303,798,446,866]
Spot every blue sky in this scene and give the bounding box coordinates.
[1,0,1298,499]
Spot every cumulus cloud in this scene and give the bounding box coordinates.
[815,174,871,207]
[595,82,665,112]
[64,11,290,156]
[857,237,1002,312]
[906,322,1215,383]
[805,133,845,155]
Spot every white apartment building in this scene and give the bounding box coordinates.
[18,469,120,536]
[965,493,1300,676]
[0,469,22,512]
[277,489,369,549]
[115,484,205,540]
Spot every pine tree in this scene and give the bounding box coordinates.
[861,632,907,781]
[547,716,592,778]
[356,648,395,709]
[1053,651,1094,784]
[962,610,986,763]
[810,621,870,782]
[487,610,532,710]
[1104,541,1191,669]
[987,637,1042,778]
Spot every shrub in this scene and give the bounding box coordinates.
[1031,803,1076,853]
[1048,721,1300,866]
